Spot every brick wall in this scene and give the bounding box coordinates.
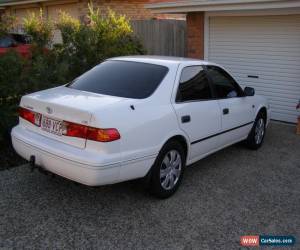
[3,0,183,23]
[78,0,180,20]
[186,12,204,59]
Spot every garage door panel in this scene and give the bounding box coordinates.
[220,64,300,76]
[209,53,300,61]
[210,36,300,43]
[271,112,296,123]
[209,57,300,68]
[234,78,300,93]
[272,108,298,116]
[210,46,300,54]
[270,103,299,112]
[243,87,300,100]
[212,61,300,73]
[238,81,300,93]
[210,40,300,46]
[228,71,300,82]
[209,51,300,60]
[209,55,300,63]
[208,15,300,123]
[269,100,299,108]
[211,32,300,38]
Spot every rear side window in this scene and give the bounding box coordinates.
[176,66,212,102]
[68,60,169,99]
[206,65,243,98]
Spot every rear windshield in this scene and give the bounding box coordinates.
[67,60,169,99]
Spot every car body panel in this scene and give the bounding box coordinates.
[171,62,222,161]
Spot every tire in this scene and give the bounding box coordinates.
[245,111,266,150]
[148,140,186,199]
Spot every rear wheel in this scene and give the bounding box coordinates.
[148,141,185,198]
[245,112,266,150]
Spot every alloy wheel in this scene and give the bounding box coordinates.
[255,118,265,144]
[160,150,182,190]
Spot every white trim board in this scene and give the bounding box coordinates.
[0,0,49,7]
[146,0,300,14]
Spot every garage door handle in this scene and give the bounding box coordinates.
[248,75,259,79]
[223,108,229,115]
[181,115,191,123]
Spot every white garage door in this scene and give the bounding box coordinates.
[208,15,300,123]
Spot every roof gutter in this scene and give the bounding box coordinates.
[145,0,300,13]
[0,0,49,7]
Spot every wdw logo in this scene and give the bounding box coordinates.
[240,235,296,247]
[240,236,259,247]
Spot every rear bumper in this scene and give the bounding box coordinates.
[12,126,121,186]
[12,125,156,186]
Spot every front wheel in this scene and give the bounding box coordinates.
[148,141,185,198]
[245,112,266,150]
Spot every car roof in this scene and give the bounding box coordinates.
[110,55,218,67]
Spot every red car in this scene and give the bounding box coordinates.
[0,33,32,58]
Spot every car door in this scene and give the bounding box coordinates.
[206,65,255,147]
[172,65,222,162]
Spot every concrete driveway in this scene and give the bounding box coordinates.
[0,122,299,249]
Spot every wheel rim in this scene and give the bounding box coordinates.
[160,150,182,190]
[254,118,265,145]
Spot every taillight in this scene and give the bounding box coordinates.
[18,107,120,142]
[19,107,41,126]
[87,127,120,142]
[63,121,120,142]
[62,121,88,139]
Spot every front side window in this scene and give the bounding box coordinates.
[176,66,212,102]
[68,60,169,99]
[206,66,243,99]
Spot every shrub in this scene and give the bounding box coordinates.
[55,4,145,79]
[0,4,145,150]
[0,50,25,97]
[56,11,80,45]
[0,14,16,37]
[0,51,23,143]
[23,9,54,49]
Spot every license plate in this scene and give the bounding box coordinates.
[41,115,63,136]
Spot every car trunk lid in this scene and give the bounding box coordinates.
[20,86,125,148]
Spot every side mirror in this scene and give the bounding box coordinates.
[244,87,255,96]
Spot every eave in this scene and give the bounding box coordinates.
[145,0,300,13]
[0,0,49,7]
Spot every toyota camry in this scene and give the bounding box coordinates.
[11,56,270,198]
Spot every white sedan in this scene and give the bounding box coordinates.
[12,56,270,198]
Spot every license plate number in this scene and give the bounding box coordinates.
[41,116,63,136]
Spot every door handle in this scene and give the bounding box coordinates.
[181,115,191,123]
[223,108,229,115]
